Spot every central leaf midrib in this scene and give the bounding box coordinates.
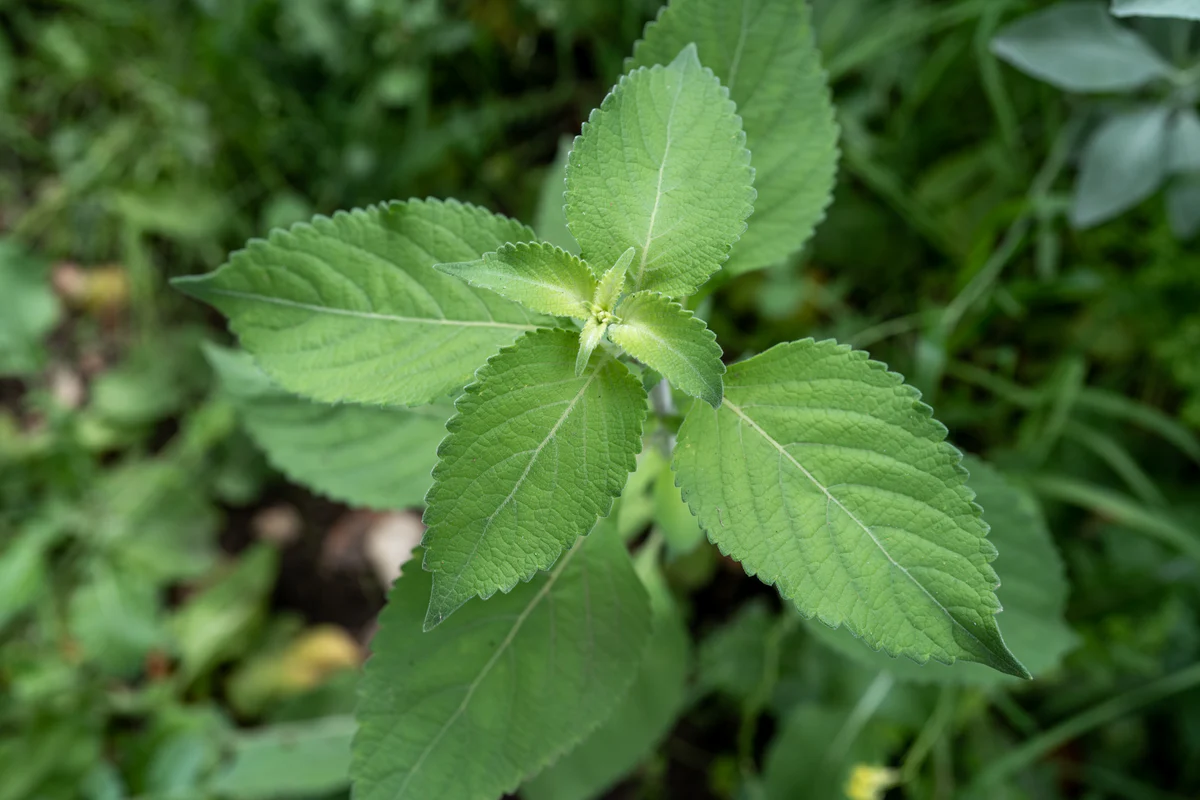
[439,357,608,602]
[392,539,585,798]
[722,398,996,659]
[196,287,537,331]
[634,67,687,290]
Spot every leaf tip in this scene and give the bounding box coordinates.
[670,42,702,72]
[169,273,212,301]
[423,578,470,632]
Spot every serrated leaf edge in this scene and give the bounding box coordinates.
[565,54,756,296]
[610,291,725,408]
[351,538,652,799]
[419,328,646,623]
[672,338,1029,678]
[625,3,840,277]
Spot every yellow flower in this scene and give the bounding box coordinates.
[845,764,900,800]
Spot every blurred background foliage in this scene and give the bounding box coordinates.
[1,0,1199,798]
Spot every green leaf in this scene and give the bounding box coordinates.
[807,458,1076,685]
[672,339,1028,678]
[421,328,646,628]
[435,242,596,320]
[205,344,449,509]
[1112,0,1200,19]
[1167,177,1200,239]
[172,200,547,408]
[522,556,690,800]
[1168,108,1200,174]
[594,247,635,312]
[352,527,652,800]
[630,0,838,276]
[171,543,278,683]
[575,317,608,378]
[214,716,354,800]
[69,563,167,676]
[1071,106,1171,228]
[0,240,61,377]
[533,137,579,254]
[991,2,1172,92]
[566,44,754,297]
[609,292,724,407]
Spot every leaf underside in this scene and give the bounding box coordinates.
[567,44,754,298]
[173,199,548,408]
[352,527,651,800]
[204,344,448,510]
[421,328,647,629]
[808,457,1075,685]
[630,0,839,276]
[673,338,1028,678]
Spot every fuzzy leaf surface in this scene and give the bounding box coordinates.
[630,0,838,275]
[609,292,724,407]
[566,45,754,297]
[522,558,690,800]
[673,339,1028,678]
[435,242,596,320]
[421,328,646,628]
[991,2,1172,92]
[204,344,448,510]
[808,458,1075,684]
[172,200,546,408]
[352,528,651,800]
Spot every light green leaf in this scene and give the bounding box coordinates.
[609,292,724,407]
[575,317,608,377]
[566,44,754,297]
[0,240,61,376]
[172,200,547,408]
[435,242,596,320]
[807,458,1076,685]
[1072,106,1171,228]
[630,0,838,276]
[205,344,449,509]
[533,137,579,254]
[1112,0,1200,19]
[1167,177,1200,239]
[522,557,690,800]
[421,328,646,628]
[991,2,1172,93]
[673,339,1028,678]
[352,527,652,800]
[1168,108,1200,174]
[214,716,354,799]
[594,247,635,313]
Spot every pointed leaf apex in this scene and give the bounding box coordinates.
[576,318,608,376]
[595,247,634,311]
[671,42,702,70]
